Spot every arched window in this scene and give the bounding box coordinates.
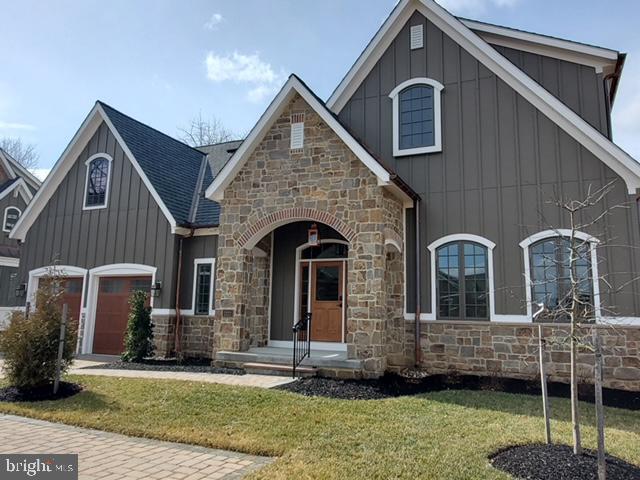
[436,241,489,320]
[3,206,21,232]
[529,237,593,319]
[520,230,600,321]
[389,78,444,156]
[83,154,112,209]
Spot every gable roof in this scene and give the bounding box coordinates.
[0,148,41,192]
[0,177,33,204]
[10,102,227,241]
[205,74,418,206]
[326,0,640,194]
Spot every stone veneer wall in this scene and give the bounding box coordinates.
[151,315,175,358]
[418,321,640,391]
[180,316,215,358]
[214,93,406,377]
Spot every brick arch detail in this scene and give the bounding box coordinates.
[239,208,357,250]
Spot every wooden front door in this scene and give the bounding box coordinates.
[309,261,344,342]
[92,276,151,355]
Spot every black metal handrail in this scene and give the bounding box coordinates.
[292,312,311,378]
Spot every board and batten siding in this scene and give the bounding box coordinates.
[0,189,27,249]
[0,266,19,308]
[178,235,218,310]
[338,11,640,318]
[17,121,179,309]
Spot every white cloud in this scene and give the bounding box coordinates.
[204,13,224,30]
[205,51,286,103]
[0,121,35,131]
[29,168,50,181]
[436,0,519,15]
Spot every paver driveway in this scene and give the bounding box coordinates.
[0,414,272,479]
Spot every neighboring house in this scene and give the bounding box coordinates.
[9,0,640,388]
[0,148,41,326]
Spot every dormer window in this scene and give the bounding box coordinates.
[389,78,444,156]
[3,206,21,233]
[83,154,112,209]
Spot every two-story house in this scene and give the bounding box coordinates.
[9,0,640,388]
[0,148,40,326]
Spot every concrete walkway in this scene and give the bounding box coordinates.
[0,414,272,479]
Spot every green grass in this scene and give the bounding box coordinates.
[0,375,639,479]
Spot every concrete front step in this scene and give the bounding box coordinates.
[243,362,317,377]
[216,347,363,370]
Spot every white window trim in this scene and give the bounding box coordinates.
[82,263,156,354]
[389,77,444,157]
[3,206,22,233]
[426,234,496,321]
[82,153,113,211]
[191,258,216,316]
[285,239,349,346]
[0,256,19,268]
[519,229,601,322]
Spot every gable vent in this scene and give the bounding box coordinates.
[290,113,305,151]
[410,24,424,50]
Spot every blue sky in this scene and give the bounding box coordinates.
[1,0,640,178]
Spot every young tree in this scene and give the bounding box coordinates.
[529,180,637,456]
[0,137,39,169]
[121,290,154,362]
[178,112,236,147]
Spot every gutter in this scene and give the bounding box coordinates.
[414,199,422,367]
[174,228,194,359]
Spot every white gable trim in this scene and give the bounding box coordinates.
[0,149,42,191]
[0,150,17,180]
[10,103,178,241]
[327,0,640,194]
[0,178,32,205]
[205,75,414,204]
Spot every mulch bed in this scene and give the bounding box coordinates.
[81,358,245,376]
[277,373,640,408]
[0,382,82,402]
[490,444,640,480]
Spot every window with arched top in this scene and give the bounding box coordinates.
[83,154,112,209]
[3,206,21,233]
[389,78,444,156]
[436,241,489,320]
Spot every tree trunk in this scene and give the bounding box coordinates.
[569,226,582,455]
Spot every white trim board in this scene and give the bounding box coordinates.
[10,103,179,241]
[0,256,19,268]
[191,258,216,316]
[2,206,22,233]
[0,148,42,191]
[0,178,33,205]
[205,75,414,208]
[326,0,640,194]
[26,265,88,311]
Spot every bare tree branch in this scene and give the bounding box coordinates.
[0,137,39,170]
[177,112,237,147]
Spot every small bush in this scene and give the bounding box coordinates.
[0,274,77,390]
[121,290,154,362]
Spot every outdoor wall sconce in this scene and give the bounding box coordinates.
[308,223,319,246]
[150,281,162,298]
[15,283,26,298]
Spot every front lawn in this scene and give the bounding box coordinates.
[0,375,639,479]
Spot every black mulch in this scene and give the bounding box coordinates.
[0,382,82,402]
[490,444,640,480]
[81,358,245,376]
[277,373,640,408]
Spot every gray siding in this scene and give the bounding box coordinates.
[17,121,179,309]
[270,223,345,341]
[178,235,218,310]
[339,11,640,317]
[0,266,19,307]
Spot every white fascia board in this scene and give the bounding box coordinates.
[205,76,391,201]
[0,150,16,180]
[10,103,179,241]
[327,0,640,194]
[0,178,32,204]
[3,151,42,189]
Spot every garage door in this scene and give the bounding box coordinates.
[59,277,84,327]
[92,276,151,355]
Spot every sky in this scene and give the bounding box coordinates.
[1,0,640,180]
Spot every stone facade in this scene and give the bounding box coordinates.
[213,93,406,377]
[151,315,175,358]
[180,315,215,358]
[417,321,640,391]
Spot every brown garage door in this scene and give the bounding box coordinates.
[92,276,151,355]
[59,277,84,327]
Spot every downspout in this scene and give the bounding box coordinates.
[414,199,422,367]
[174,228,194,360]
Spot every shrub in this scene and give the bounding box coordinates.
[0,274,77,390]
[121,290,154,362]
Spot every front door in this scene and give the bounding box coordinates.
[92,276,151,355]
[309,261,344,342]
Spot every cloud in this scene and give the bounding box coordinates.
[205,51,286,103]
[0,121,35,131]
[436,0,519,15]
[29,168,50,181]
[204,13,224,30]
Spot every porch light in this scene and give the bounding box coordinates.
[14,283,26,298]
[150,281,162,298]
[308,223,319,246]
